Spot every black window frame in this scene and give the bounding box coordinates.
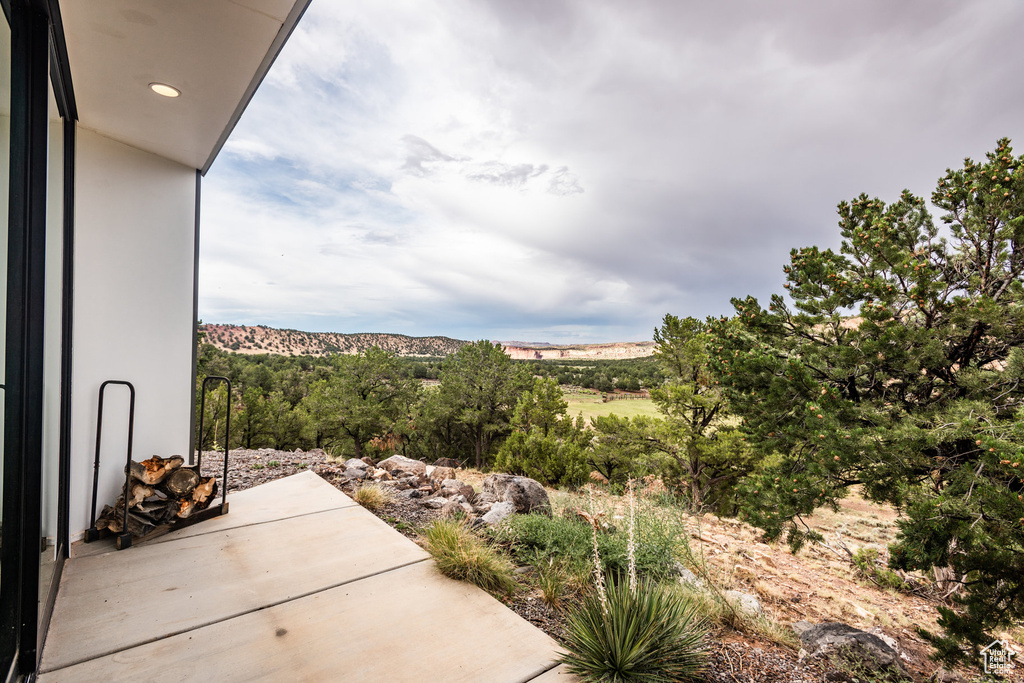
[1,0,75,677]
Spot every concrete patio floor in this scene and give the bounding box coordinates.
[39,471,577,682]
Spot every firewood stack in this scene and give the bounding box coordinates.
[94,455,218,538]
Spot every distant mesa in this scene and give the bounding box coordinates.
[498,341,655,360]
[200,324,654,359]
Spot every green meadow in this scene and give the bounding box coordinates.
[563,391,660,423]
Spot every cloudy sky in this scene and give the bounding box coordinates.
[198,0,1024,343]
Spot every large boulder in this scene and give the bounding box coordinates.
[481,474,551,515]
[344,458,370,470]
[378,455,427,478]
[433,457,461,469]
[430,466,457,483]
[799,622,909,680]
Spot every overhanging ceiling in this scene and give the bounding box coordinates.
[59,0,310,174]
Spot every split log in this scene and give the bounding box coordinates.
[127,481,155,508]
[128,455,185,485]
[176,499,195,519]
[192,477,216,506]
[96,504,153,536]
[160,467,200,497]
[133,499,177,525]
[95,454,224,541]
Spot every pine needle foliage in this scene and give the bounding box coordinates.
[712,138,1024,664]
[559,577,708,682]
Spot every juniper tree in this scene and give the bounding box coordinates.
[712,138,1024,665]
[437,340,531,468]
[494,376,591,487]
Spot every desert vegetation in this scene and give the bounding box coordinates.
[199,139,1024,676]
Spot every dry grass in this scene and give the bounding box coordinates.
[352,483,391,510]
[424,519,517,595]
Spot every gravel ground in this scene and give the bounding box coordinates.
[705,639,826,683]
[195,447,344,492]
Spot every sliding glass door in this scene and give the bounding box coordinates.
[0,9,11,677]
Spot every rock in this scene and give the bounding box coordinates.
[339,468,367,483]
[370,468,391,481]
[799,622,909,680]
[440,500,465,517]
[868,628,908,661]
[437,480,475,502]
[481,501,516,525]
[675,566,706,590]
[433,457,461,469]
[423,498,448,509]
[482,474,551,515]
[724,590,762,617]
[791,620,814,637]
[397,489,422,500]
[474,502,494,514]
[459,502,475,515]
[931,667,963,683]
[474,492,497,505]
[360,456,377,467]
[431,466,456,482]
[378,455,427,477]
[344,458,369,470]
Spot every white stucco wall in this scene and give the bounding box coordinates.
[69,127,196,538]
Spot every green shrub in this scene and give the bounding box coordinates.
[493,506,685,581]
[494,428,590,488]
[424,519,517,595]
[852,547,908,591]
[559,577,708,682]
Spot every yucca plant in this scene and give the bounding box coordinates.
[558,482,708,682]
[560,577,708,682]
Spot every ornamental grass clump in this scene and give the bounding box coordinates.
[424,519,517,596]
[352,483,390,510]
[559,482,708,682]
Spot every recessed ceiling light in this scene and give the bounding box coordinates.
[149,82,181,98]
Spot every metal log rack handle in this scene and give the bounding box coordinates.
[84,380,135,548]
[195,375,231,516]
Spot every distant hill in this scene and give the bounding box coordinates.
[200,323,656,359]
[200,324,469,357]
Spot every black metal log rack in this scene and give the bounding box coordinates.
[84,377,232,550]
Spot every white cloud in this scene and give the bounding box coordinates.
[200,0,1024,342]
